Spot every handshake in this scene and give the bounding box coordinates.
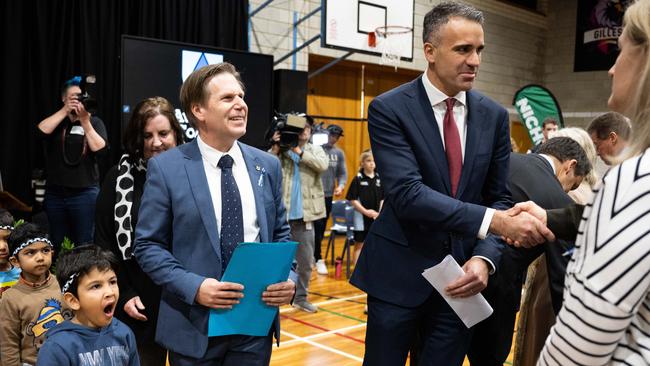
[490,201,553,248]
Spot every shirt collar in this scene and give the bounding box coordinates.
[421,72,466,107]
[538,154,557,175]
[196,135,245,169]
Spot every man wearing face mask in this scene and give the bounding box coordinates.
[270,118,328,313]
[37,76,108,255]
[468,137,592,366]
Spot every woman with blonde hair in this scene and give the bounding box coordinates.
[538,0,650,364]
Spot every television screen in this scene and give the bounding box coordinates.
[121,36,273,148]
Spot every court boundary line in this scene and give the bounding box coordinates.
[280,294,367,313]
[279,323,367,347]
[281,314,366,344]
[309,291,368,305]
[279,330,364,363]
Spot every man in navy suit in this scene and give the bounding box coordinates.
[134,62,295,365]
[350,2,553,365]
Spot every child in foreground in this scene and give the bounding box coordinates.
[36,244,140,366]
[0,222,69,366]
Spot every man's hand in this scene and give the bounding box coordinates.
[195,278,244,309]
[124,296,148,321]
[270,132,281,154]
[365,209,379,219]
[445,257,489,298]
[506,201,547,224]
[67,97,91,123]
[490,209,554,248]
[262,279,295,306]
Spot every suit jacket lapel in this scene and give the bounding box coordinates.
[406,77,452,195]
[456,90,485,198]
[239,142,269,243]
[183,140,222,259]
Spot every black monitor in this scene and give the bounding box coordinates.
[121,35,273,148]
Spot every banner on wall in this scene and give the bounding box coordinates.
[513,85,564,146]
[574,0,632,72]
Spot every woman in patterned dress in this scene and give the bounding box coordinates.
[94,97,184,365]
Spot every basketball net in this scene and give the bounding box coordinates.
[372,26,412,71]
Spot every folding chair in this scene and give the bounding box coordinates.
[323,200,356,278]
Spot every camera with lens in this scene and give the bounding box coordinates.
[74,75,98,115]
[265,112,308,149]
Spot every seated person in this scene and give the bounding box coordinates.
[37,245,139,366]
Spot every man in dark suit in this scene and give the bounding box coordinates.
[349,2,553,365]
[134,63,295,365]
[468,137,592,366]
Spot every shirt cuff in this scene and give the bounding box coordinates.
[478,208,495,240]
[472,255,496,275]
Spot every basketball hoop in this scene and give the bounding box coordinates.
[371,25,412,71]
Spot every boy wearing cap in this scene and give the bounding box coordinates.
[314,124,348,275]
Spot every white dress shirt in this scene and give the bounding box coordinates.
[421,73,496,271]
[538,154,557,175]
[197,136,260,243]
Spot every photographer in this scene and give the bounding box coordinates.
[270,116,328,313]
[37,76,107,254]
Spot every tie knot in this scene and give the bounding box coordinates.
[218,154,234,169]
[445,98,455,111]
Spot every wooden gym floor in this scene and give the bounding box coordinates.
[269,236,516,366]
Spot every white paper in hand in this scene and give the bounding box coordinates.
[421,255,493,328]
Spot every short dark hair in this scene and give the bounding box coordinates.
[0,208,14,227]
[60,76,81,98]
[542,117,559,128]
[122,97,185,162]
[56,244,119,296]
[587,112,631,140]
[537,137,592,177]
[422,1,484,44]
[179,62,244,128]
[7,222,49,257]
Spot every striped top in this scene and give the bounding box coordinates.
[539,149,650,365]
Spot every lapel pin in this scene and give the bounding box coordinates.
[255,165,261,171]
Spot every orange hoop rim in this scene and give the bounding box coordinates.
[374,25,412,38]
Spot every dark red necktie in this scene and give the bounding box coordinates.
[444,98,462,197]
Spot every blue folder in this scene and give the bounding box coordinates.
[208,241,298,337]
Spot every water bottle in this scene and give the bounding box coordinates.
[335,257,342,279]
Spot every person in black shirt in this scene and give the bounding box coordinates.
[346,150,384,264]
[95,97,184,366]
[37,77,108,252]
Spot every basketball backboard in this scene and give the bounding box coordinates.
[322,0,414,61]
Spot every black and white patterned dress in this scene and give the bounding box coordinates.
[539,149,650,365]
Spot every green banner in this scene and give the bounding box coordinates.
[513,85,564,145]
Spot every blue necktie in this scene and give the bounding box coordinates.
[218,154,244,273]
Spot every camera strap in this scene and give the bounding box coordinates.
[60,122,88,166]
